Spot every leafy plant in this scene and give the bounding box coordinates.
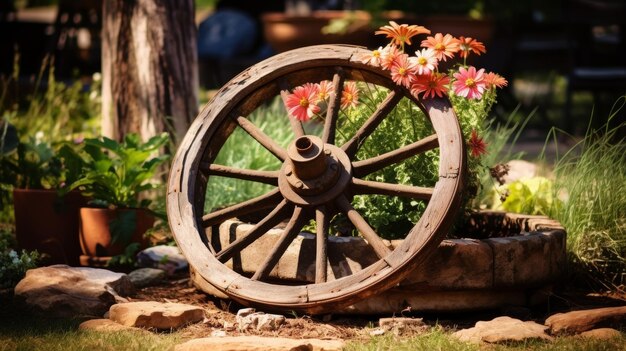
[0,228,38,289]
[63,133,170,209]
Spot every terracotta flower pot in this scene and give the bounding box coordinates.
[79,207,154,259]
[13,188,86,266]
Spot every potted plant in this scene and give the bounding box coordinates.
[0,122,86,266]
[62,133,169,267]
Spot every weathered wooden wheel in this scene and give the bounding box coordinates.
[167,45,465,314]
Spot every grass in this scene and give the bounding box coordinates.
[545,97,626,289]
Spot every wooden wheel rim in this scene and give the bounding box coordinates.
[167,45,465,314]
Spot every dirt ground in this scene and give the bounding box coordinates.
[132,272,626,340]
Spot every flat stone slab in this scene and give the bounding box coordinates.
[137,245,188,274]
[128,268,166,288]
[14,265,134,318]
[109,301,205,330]
[545,306,626,335]
[174,336,344,351]
[79,319,144,333]
[453,316,553,344]
[578,328,623,340]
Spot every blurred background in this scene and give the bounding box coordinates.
[1,0,625,135]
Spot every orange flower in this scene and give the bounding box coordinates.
[410,72,450,99]
[375,21,430,48]
[340,81,359,109]
[360,46,384,67]
[484,72,508,89]
[316,80,334,101]
[421,33,459,61]
[456,36,486,58]
[468,129,488,158]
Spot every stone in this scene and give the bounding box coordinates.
[578,328,623,340]
[379,317,427,335]
[235,308,284,331]
[136,245,188,274]
[503,160,537,184]
[14,265,134,318]
[109,301,205,330]
[79,319,144,333]
[174,336,344,351]
[545,306,626,335]
[453,316,553,344]
[128,268,166,288]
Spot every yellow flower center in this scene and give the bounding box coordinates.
[418,57,427,65]
[373,50,380,57]
[398,67,406,76]
[299,97,309,108]
[435,43,444,50]
[465,78,476,87]
[344,93,352,102]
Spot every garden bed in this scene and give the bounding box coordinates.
[192,211,566,314]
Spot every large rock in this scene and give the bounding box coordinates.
[128,268,166,288]
[545,306,626,335]
[109,301,205,330]
[175,336,344,351]
[79,319,144,333]
[137,245,188,274]
[235,308,285,332]
[453,316,553,344]
[14,265,134,318]
[578,328,623,340]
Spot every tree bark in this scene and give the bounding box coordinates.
[101,0,198,143]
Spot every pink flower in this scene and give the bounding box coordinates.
[452,66,486,99]
[282,83,321,121]
[484,72,508,89]
[390,53,417,88]
[360,46,384,67]
[316,80,334,101]
[412,48,438,75]
[380,44,401,71]
[421,33,459,61]
[411,72,450,99]
[340,81,359,109]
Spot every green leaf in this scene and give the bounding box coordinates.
[109,211,137,246]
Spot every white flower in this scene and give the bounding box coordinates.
[8,250,17,259]
[92,72,102,82]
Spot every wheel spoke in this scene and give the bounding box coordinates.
[215,200,292,262]
[352,134,439,177]
[335,195,391,259]
[322,70,345,144]
[202,188,282,227]
[203,163,279,186]
[236,116,288,161]
[351,178,433,200]
[341,91,402,158]
[315,206,329,283]
[251,206,308,281]
[280,91,305,138]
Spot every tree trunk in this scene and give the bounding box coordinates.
[101,0,198,143]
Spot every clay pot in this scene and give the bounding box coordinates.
[78,207,154,258]
[13,189,86,266]
[261,10,373,53]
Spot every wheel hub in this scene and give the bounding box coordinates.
[278,135,352,206]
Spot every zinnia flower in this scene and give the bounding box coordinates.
[282,83,321,122]
[340,81,359,109]
[375,21,430,48]
[380,44,401,71]
[412,48,438,75]
[390,53,417,88]
[452,66,486,99]
[421,33,459,61]
[468,129,487,157]
[360,46,384,67]
[456,36,486,58]
[316,80,334,101]
[411,72,450,99]
[484,72,508,89]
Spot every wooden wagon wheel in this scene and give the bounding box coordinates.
[167,45,465,314]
